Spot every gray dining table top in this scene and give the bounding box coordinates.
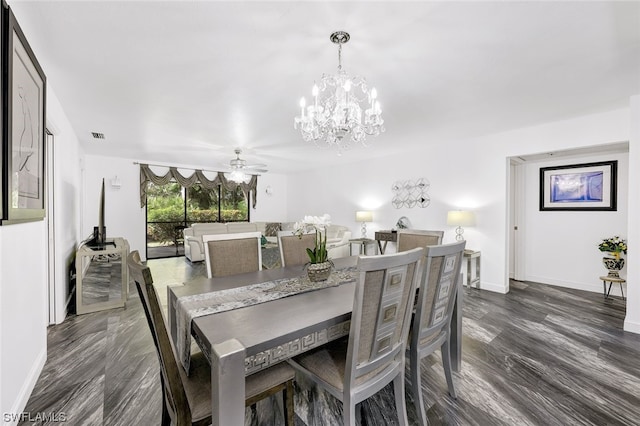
[170,256,357,357]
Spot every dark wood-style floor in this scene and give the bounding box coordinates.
[19,257,640,425]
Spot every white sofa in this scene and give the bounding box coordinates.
[184,222,351,262]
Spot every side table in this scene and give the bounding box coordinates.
[463,249,481,288]
[349,238,378,256]
[374,230,397,254]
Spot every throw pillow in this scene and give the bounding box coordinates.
[265,222,281,237]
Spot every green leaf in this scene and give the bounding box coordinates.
[306,247,316,263]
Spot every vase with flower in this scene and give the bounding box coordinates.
[294,214,333,282]
[598,236,627,278]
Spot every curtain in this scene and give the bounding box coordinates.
[139,164,258,208]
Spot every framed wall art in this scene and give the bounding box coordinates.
[0,1,4,221]
[539,160,617,211]
[2,8,46,224]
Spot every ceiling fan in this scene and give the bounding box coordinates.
[222,149,268,183]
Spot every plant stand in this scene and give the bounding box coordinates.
[600,276,626,300]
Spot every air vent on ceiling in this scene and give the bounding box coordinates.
[91,132,105,139]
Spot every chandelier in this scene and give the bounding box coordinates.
[294,31,385,154]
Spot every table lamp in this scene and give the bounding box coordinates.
[356,211,373,238]
[446,210,475,241]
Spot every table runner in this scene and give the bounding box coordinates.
[176,267,356,373]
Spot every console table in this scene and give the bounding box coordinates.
[75,237,129,314]
[374,230,397,254]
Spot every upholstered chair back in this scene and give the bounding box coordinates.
[396,229,444,253]
[277,231,316,268]
[203,232,262,278]
[408,240,465,424]
[414,241,465,343]
[346,248,423,388]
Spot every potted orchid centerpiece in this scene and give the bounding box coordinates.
[294,214,333,281]
[598,236,627,278]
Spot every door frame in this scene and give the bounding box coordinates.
[46,130,56,324]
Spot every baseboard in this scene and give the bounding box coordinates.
[476,281,508,294]
[623,319,640,335]
[5,348,47,426]
[524,275,626,297]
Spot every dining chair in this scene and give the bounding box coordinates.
[277,230,316,267]
[407,241,466,426]
[396,229,444,253]
[126,250,295,426]
[202,232,262,278]
[288,247,424,426]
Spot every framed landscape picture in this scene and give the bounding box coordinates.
[539,160,617,211]
[2,8,46,224]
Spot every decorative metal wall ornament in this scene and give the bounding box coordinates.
[294,31,385,154]
[391,178,430,209]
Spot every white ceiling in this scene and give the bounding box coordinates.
[8,1,640,173]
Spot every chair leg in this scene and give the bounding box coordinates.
[343,398,357,426]
[409,351,428,426]
[161,400,171,426]
[441,340,457,399]
[393,372,409,426]
[283,379,295,426]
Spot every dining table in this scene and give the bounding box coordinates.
[167,256,463,426]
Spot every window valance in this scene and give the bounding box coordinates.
[139,164,258,208]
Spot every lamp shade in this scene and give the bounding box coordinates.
[356,211,373,222]
[446,210,475,227]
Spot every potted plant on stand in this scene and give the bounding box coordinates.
[294,214,333,282]
[598,236,627,278]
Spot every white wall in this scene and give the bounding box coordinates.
[248,173,289,222]
[521,152,628,295]
[287,137,510,293]
[48,90,83,324]
[624,94,640,333]
[0,85,82,422]
[82,156,145,257]
[288,108,632,297]
[0,222,48,422]
[82,156,289,260]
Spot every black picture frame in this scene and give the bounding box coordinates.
[0,1,4,222]
[2,7,46,224]
[539,160,617,211]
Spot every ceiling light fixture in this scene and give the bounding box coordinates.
[227,169,251,184]
[223,149,266,183]
[294,31,385,155]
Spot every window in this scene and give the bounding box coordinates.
[146,181,249,259]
